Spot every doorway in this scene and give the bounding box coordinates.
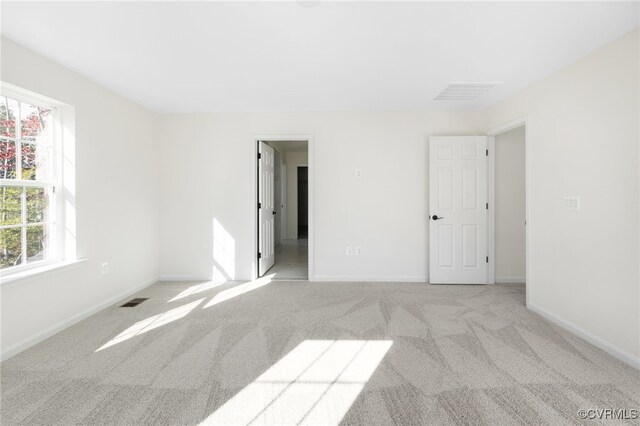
[488,122,528,290]
[428,128,528,287]
[255,138,311,280]
[297,166,308,239]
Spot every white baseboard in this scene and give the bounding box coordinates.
[529,303,640,370]
[1,277,158,361]
[158,275,212,282]
[312,275,429,283]
[495,276,526,284]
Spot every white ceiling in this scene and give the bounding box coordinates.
[269,140,309,154]
[2,1,638,113]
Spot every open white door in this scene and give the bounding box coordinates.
[429,136,488,284]
[258,141,275,276]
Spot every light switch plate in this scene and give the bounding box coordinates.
[563,196,580,210]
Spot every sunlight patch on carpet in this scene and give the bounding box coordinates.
[199,339,392,425]
[96,298,205,351]
[203,274,275,309]
[169,281,226,302]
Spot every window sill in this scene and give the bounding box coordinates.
[0,259,87,288]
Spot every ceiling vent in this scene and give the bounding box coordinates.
[434,82,502,101]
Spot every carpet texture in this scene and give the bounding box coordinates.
[1,281,638,425]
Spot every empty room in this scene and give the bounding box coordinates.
[0,1,639,425]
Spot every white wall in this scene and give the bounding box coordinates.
[158,111,486,282]
[494,126,526,283]
[0,38,160,358]
[285,150,308,239]
[487,29,640,364]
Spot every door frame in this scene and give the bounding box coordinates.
[487,115,531,306]
[252,135,314,281]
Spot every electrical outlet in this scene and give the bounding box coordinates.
[346,247,353,256]
[355,246,363,256]
[101,262,109,275]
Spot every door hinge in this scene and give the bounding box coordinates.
[486,202,488,210]
[486,149,489,156]
[258,202,262,209]
[258,252,262,259]
[257,152,262,159]
[486,256,489,263]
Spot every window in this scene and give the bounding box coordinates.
[0,94,59,272]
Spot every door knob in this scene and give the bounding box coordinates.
[431,215,444,220]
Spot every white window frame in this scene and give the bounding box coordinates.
[0,87,64,276]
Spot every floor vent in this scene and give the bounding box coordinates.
[434,81,502,101]
[120,298,148,307]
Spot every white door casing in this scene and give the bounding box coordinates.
[258,141,275,276]
[429,136,488,284]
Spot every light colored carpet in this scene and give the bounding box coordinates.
[1,281,639,425]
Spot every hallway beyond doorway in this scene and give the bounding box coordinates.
[271,239,308,280]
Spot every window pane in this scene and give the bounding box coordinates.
[0,139,17,179]
[0,186,22,226]
[21,143,42,180]
[24,143,52,181]
[0,227,22,269]
[26,187,48,223]
[0,96,18,138]
[20,102,51,143]
[27,224,47,263]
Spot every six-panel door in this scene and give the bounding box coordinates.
[429,136,488,284]
[258,142,275,276]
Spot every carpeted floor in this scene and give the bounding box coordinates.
[1,280,638,425]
